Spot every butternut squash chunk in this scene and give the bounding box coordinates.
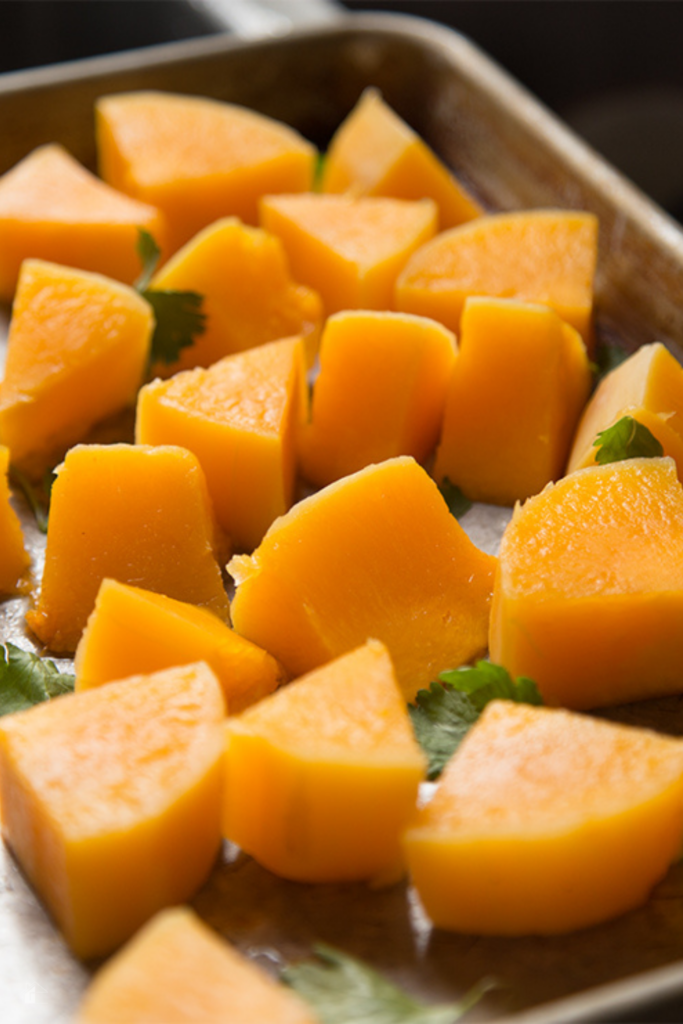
[567,342,683,474]
[0,144,166,302]
[75,579,285,713]
[26,444,229,653]
[395,209,598,350]
[77,907,318,1023]
[148,217,322,374]
[403,701,683,934]
[229,456,497,701]
[299,310,456,488]
[0,445,30,596]
[489,457,683,709]
[433,298,591,505]
[136,335,308,552]
[96,91,316,254]
[0,662,226,959]
[259,193,438,315]
[322,87,482,230]
[224,640,426,883]
[0,259,153,478]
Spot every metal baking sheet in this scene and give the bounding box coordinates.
[3,12,683,1023]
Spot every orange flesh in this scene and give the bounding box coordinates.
[433,297,591,504]
[224,640,425,883]
[0,445,30,595]
[229,456,497,701]
[395,209,598,349]
[0,144,166,301]
[77,907,318,1023]
[259,193,438,314]
[74,579,285,712]
[148,217,322,374]
[136,335,308,552]
[96,91,316,253]
[568,342,683,473]
[321,87,482,230]
[0,663,226,959]
[0,259,153,477]
[26,444,229,653]
[489,457,683,708]
[403,701,683,934]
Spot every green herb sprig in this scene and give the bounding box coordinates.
[0,642,74,717]
[593,415,663,465]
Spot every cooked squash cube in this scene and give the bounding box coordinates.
[0,445,30,596]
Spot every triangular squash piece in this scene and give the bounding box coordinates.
[224,639,426,883]
[0,259,153,477]
[0,144,166,301]
[259,193,437,315]
[136,335,308,552]
[96,91,317,253]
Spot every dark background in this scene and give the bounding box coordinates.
[1,1,683,220]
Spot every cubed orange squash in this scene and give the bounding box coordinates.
[259,193,438,315]
[0,445,30,596]
[26,444,229,653]
[0,259,154,478]
[148,217,322,375]
[224,639,426,883]
[433,298,592,505]
[136,336,308,552]
[229,456,497,701]
[403,701,683,934]
[0,144,167,302]
[96,91,317,254]
[321,87,482,230]
[395,209,598,351]
[299,310,456,487]
[489,457,683,709]
[77,906,318,1023]
[75,578,285,713]
[567,342,683,474]
[0,662,226,959]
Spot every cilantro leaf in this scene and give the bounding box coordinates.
[9,465,55,533]
[410,661,542,779]
[0,643,75,717]
[135,229,207,368]
[593,415,663,465]
[592,337,631,381]
[282,944,495,1024]
[438,478,472,519]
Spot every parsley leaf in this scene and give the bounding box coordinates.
[438,478,472,519]
[135,229,207,367]
[0,643,75,717]
[592,337,631,381]
[283,944,495,1024]
[9,466,55,534]
[410,661,542,779]
[593,415,663,465]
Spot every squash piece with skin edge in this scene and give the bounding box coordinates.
[223,639,426,884]
[136,335,308,553]
[259,193,438,315]
[403,700,683,935]
[0,259,154,479]
[0,662,226,960]
[0,144,167,302]
[432,297,592,505]
[26,444,229,654]
[299,310,456,488]
[567,342,683,475]
[75,578,285,713]
[395,209,598,352]
[229,456,497,702]
[489,457,683,710]
[0,445,30,596]
[147,217,323,375]
[96,91,317,255]
[76,906,318,1024]
[322,87,482,230]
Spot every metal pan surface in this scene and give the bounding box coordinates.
[2,12,683,1023]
